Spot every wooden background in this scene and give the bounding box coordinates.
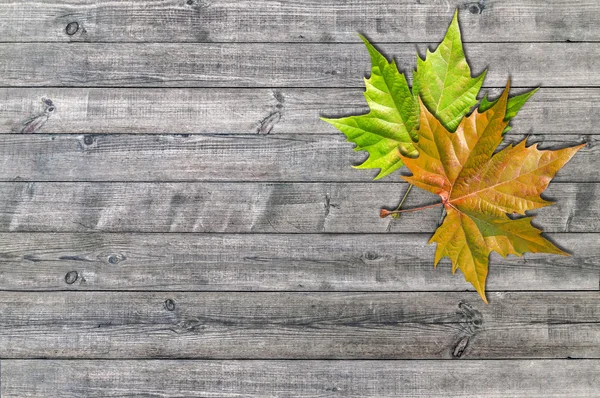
[0,0,599,396]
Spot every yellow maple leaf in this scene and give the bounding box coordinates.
[398,81,584,303]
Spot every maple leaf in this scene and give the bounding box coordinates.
[414,11,537,133]
[412,10,486,132]
[322,10,536,180]
[321,36,418,180]
[398,82,584,303]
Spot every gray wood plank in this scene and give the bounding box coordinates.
[1,87,596,136]
[0,43,599,87]
[0,182,596,233]
[3,359,599,397]
[1,0,599,43]
[0,291,598,359]
[1,233,596,292]
[0,134,589,182]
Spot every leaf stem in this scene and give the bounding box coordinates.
[391,184,413,219]
[380,201,443,218]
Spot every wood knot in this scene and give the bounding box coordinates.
[42,98,55,113]
[451,301,484,358]
[65,271,79,284]
[272,90,285,104]
[469,4,481,13]
[465,1,486,15]
[107,254,125,265]
[458,301,483,329]
[65,22,79,36]
[256,111,281,134]
[19,98,55,134]
[164,299,176,311]
[452,336,470,358]
[363,251,380,261]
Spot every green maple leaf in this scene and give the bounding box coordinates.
[412,10,486,131]
[323,10,537,179]
[414,10,537,132]
[321,36,418,180]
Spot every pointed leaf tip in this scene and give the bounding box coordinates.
[358,33,369,46]
[478,290,489,304]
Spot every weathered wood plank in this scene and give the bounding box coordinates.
[0,182,595,233]
[0,134,590,182]
[1,233,596,292]
[3,359,599,397]
[0,292,598,358]
[1,87,596,136]
[0,43,599,87]
[1,0,598,43]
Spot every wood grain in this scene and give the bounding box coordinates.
[0,291,598,359]
[0,233,596,292]
[1,87,596,136]
[3,359,599,397]
[0,0,598,43]
[0,182,596,233]
[0,43,599,87]
[0,0,596,394]
[0,134,589,182]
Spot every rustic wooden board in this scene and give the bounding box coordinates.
[0,0,596,396]
[0,233,596,292]
[0,292,598,359]
[1,0,599,43]
[0,43,599,87]
[0,134,589,182]
[3,359,599,398]
[0,182,595,233]
[1,87,596,136]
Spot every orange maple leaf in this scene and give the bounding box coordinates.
[397,82,584,303]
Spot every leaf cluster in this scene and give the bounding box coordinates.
[322,11,535,180]
[322,10,583,302]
